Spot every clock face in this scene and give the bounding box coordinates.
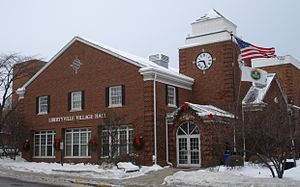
[195,52,213,71]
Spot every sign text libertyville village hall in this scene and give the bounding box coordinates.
[48,113,106,123]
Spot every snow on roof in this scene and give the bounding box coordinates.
[195,9,223,22]
[188,103,234,118]
[242,74,276,105]
[17,36,193,92]
[172,102,234,119]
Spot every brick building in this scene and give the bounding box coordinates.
[13,10,299,167]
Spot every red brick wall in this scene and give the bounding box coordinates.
[17,40,192,165]
[12,60,46,108]
[21,41,146,163]
[259,64,300,106]
[179,41,241,113]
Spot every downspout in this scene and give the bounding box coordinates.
[165,115,173,166]
[153,73,157,165]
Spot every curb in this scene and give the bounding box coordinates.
[67,179,112,187]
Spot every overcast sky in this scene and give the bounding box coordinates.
[1,0,299,69]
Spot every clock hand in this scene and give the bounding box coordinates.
[199,60,207,68]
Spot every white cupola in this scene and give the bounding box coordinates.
[184,9,237,47]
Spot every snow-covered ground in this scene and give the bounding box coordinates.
[0,156,162,179]
[164,160,300,186]
[0,157,299,187]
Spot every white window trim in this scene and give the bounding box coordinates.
[109,86,122,108]
[33,156,55,159]
[167,86,177,107]
[65,128,91,157]
[71,91,82,111]
[33,130,56,157]
[38,96,48,115]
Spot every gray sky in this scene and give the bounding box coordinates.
[1,0,299,69]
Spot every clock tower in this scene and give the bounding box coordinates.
[179,9,241,112]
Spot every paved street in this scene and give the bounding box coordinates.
[0,176,62,187]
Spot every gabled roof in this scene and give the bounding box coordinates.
[17,36,194,94]
[187,103,234,118]
[171,102,234,119]
[195,9,224,22]
[242,73,288,105]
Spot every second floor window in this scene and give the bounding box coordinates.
[37,95,49,114]
[106,85,125,107]
[68,91,84,111]
[167,85,177,107]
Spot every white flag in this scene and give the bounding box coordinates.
[241,66,268,85]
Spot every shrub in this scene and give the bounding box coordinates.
[226,155,244,167]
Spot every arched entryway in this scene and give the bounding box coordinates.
[176,121,200,167]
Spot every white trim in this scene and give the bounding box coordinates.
[32,156,55,159]
[167,85,176,107]
[252,55,300,70]
[109,86,122,107]
[64,156,91,159]
[71,91,82,111]
[139,67,194,90]
[38,96,48,114]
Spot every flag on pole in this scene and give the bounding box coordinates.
[241,66,268,85]
[235,37,276,61]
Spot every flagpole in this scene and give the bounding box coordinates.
[242,103,246,161]
[230,32,237,153]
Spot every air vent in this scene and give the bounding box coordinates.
[149,54,169,68]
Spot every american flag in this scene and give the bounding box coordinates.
[235,37,276,61]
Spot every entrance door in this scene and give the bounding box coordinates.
[177,122,200,167]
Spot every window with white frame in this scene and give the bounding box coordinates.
[38,96,48,114]
[65,128,91,157]
[109,86,122,107]
[167,86,176,106]
[71,91,82,111]
[101,125,133,157]
[34,130,56,157]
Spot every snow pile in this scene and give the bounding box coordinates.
[117,162,139,172]
[164,161,300,186]
[0,157,162,179]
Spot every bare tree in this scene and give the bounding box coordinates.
[98,112,127,160]
[244,101,298,178]
[1,111,24,159]
[0,53,40,155]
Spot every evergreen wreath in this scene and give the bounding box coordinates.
[23,139,30,152]
[53,138,60,151]
[133,134,144,150]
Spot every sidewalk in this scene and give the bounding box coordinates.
[0,164,180,187]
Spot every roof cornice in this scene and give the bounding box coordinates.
[139,67,194,90]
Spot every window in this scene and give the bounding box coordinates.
[106,85,125,107]
[37,96,49,114]
[167,85,177,107]
[68,91,84,111]
[65,128,91,157]
[101,125,133,158]
[34,131,56,157]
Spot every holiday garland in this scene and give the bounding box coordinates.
[173,102,197,121]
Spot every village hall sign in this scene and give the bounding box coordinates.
[48,113,106,123]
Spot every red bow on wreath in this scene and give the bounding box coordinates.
[54,138,60,149]
[183,102,189,112]
[135,135,141,145]
[89,138,95,145]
